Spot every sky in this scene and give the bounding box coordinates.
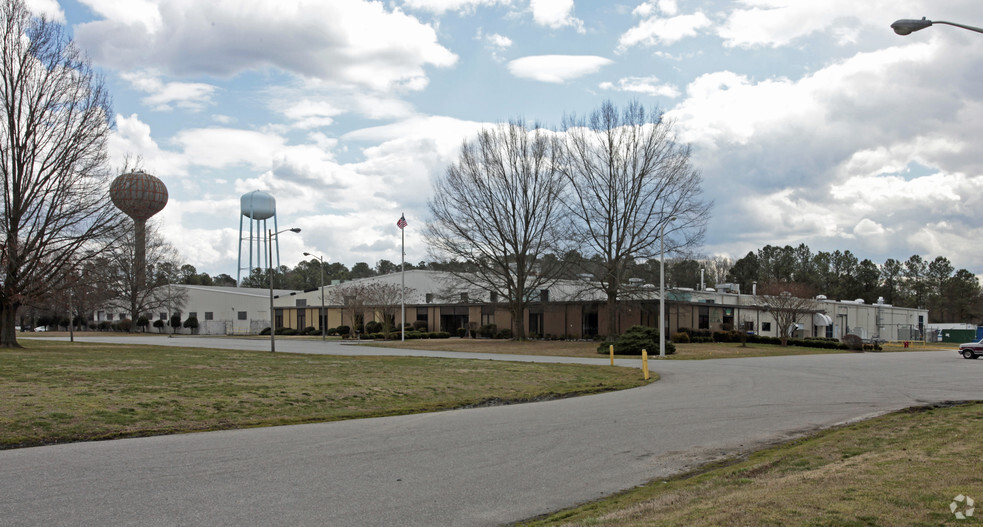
[26,0,983,279]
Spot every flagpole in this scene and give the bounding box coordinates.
[400,213,405,342]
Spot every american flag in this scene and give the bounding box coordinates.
[396,214,407,230]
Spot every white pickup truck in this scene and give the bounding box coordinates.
[958,339,983,359]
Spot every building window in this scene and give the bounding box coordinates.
[297,311,305,329]
[107,313,114,321]
[159,313,166,320]
[762,322,772,332]
[238,311,247,321]
[275,309,283,329]
[698,306,709,329]
[204,312,213,321]
[296,299,307,307]
[416,307,428,323]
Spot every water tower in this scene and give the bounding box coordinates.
[110,171,168,289]
[237,190,284,285]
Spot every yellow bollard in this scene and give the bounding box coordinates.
[610,344,614,366]
[642,349,650,380]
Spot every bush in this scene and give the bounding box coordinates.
[597,325,675,356]
[671,331,690,344]
[303,326,318,335]
[456,327,467,337]
[365,320,383,334]
[183,316,199,334]
[335,325,350,337]
[259,327,271,335]
[118,319,133,332]
[496,328,513,339]
[841,334,864,351]
[477,324,497,338]
[430,331,451,339]
[274,327,298,335]
[137,316,150,332]
[152,319,164,333]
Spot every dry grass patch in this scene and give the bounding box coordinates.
[522,402,983,526]
[0,340,646,449]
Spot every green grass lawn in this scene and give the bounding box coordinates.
[521,402,983,526]
[0,340,647,449]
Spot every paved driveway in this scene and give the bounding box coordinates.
[2,338,980,526]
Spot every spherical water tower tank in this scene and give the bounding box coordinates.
[241,190,276,220]
[110,171,168,220]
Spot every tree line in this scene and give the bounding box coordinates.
[724,244,982,324]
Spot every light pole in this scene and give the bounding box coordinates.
[659,216,676,358]
[303,252,325,341]
[891,17,983,35]
[269,227,301,352]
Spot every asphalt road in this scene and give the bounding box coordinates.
[2,338,981,526]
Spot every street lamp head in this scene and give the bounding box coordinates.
[303,252,310,256]
[289,228,301,233]
[891,17,932,35]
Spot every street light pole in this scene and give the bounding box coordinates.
[269,227,301,353]
[659,216,677,358]
[303,252,325,341]
[891,17,983,35]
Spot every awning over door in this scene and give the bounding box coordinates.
[813,313,833,326]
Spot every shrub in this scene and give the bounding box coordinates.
[274,327,298,335]
[496,328,513,340]
[118,319,133,332]
[597,325,675,356]
[841,334,864,351]
[152,319,164,333]
[183,316,198,334]
[303,326,319,335]
[477,324,497,338]
[137,316,150,332]
[671,331,690,344]
[335,325,350,337]
[431,331,451,339]
[456,327,467,338]
[365,320,383,334]
[259,327,271,335]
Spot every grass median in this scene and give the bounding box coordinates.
[522,402,983,526]
[0,340,647,449]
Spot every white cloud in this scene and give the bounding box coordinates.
[172,128,288,171]
[487,33,513,49]
[401,0,510,15]
[109,113,189,178]
[507,55,613,83]
[632,0,678,18]
[75,0,457,93]
[618,11,712,50]
[25,0,65,21]
[120,71,218,111]
[599,75,680,98]
[530,0,584,33]
[714,1,964,48]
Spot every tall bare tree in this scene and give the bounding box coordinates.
[560,100,711,336]
[758,281,817,347]
[427,120,568,340]
[0,0,124,347]
[364,282,415,338]
[100,221,187,329]
[327,282,368,338]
